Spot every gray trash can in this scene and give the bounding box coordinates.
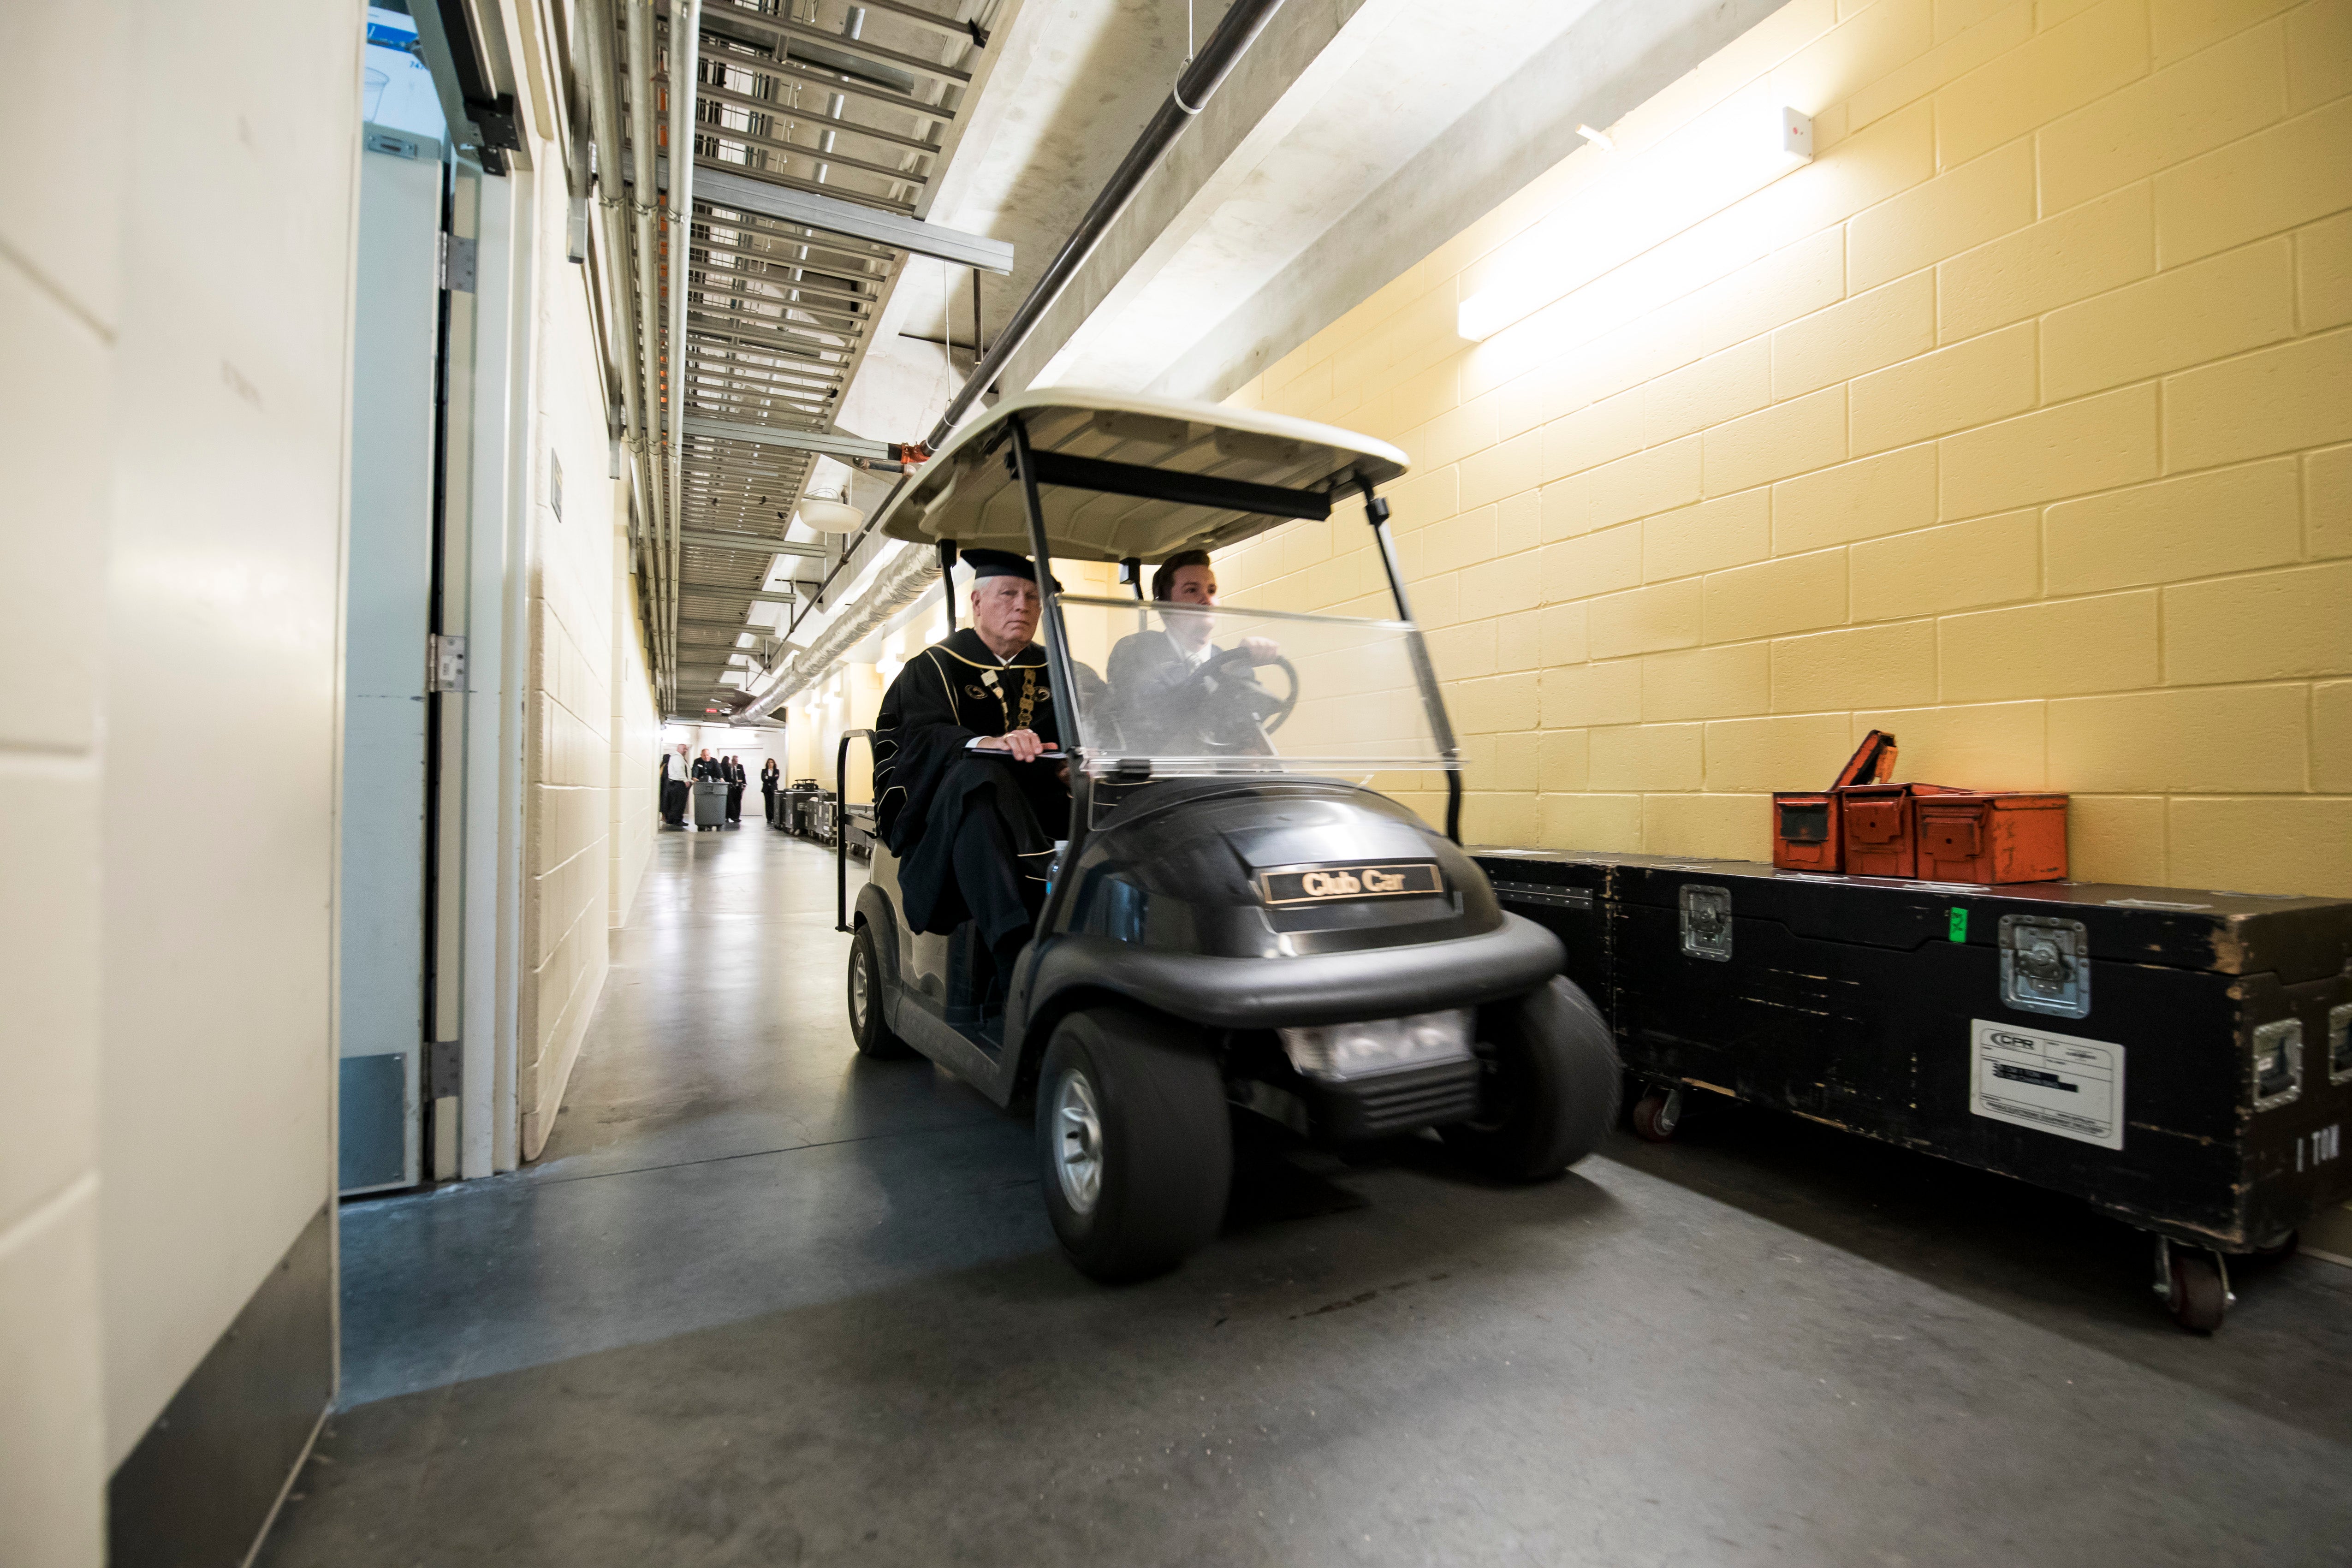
[692,780,727,830]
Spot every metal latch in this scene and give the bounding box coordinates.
[1999,915,2089,1019]
[428,633,468,692]
[2330,1001,2352,1087]
[2251,1019,2303,1111]
[1680,885,1732,962]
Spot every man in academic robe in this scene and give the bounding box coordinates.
[873,549,1069,990]
[1106,550,1282,755]
[724,754,745,822]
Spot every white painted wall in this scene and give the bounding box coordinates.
[0,0,125,1553]
[95,0,360,1467]
[516,133,629,1162]
[612,512,659,923]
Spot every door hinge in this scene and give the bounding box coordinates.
[438,232,477,294]
[429,632,469,692]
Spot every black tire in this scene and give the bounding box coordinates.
[1441,977,1621,1181]
[1036,1007,1231,1283]
[848,925,914,1059]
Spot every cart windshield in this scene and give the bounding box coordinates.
[1051,595,1459,778]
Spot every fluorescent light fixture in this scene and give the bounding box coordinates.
[1575,123,1614,150]
[1457,92,1815,344]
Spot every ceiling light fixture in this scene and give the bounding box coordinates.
[1456,92,1815,344]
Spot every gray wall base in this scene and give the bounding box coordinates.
[107,1205,333,1568]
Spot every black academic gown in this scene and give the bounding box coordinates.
[873,628,1068,947]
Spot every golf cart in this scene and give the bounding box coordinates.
[838,390,1617,1281]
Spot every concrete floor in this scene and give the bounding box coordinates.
[261,818,2352,1568]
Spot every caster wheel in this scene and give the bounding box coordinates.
[1630,1087,1682,1143]
[2163,1247,2230,1335]
[2252,1229,2299,1261]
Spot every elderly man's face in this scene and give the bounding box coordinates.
[971,575,1041,652]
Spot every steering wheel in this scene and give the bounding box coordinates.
[1253,654,1298,734]
[1199,652,1298,750]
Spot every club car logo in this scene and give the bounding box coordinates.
[1259,861,1444,905]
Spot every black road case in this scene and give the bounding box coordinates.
[1473,849,2352,1332]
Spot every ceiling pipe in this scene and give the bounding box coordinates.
[913,0,1288,454]
[665,0,702,704]
[738,0,1291,725]
[579,0,664,653]
[626,0,675,700]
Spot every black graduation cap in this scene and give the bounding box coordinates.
[959,547,1062,592]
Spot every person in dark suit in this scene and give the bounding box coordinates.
[760,757,781,824]
[1106,550,1282,756]
[692,748,723,781]
[660,744,689,826]
[724,755,746,823]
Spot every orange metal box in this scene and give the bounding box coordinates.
[1770,793,1841,872]
[1839,783,1969,878]
[1914,791,2069,884]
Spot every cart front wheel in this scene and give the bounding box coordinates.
[1037,1006,1231,1282]
[1441,977,1621,1181]
[848,925,914,1059]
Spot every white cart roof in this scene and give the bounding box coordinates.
[874,387,1409,564]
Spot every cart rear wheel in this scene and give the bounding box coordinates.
[1630,1086,1682,1143]
[848,925,914,1059]
[1442,977,1621,1181]
[2167,1249,2229,1335]
[1037,1007,1231,1282]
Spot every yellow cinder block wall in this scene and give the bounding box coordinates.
[1218,0,2352,895]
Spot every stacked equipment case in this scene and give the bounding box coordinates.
[1473,849,2352,1333]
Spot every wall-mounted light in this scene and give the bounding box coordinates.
[1457,90,1815,344]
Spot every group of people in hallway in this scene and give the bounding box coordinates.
[658,745,775,829]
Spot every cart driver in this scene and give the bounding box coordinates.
[1106,550,1283,754]
[872,549,1070,999]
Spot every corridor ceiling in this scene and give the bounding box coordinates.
[592,0,1015,718]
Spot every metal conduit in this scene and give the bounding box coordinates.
[738,0,1288,723]
[665,0,702,703]
[579,0,659,608]
[917,0,1287,452]
[626,0,674,698]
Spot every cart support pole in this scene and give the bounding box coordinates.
[1360,481,1464,844]
[1009,420,1085,762]
[836,728,873,932]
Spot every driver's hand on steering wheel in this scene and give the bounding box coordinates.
[1238,636,1281,665]
[977,728,1050,762]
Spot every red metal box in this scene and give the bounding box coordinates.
[1770,793,1841,872]
[1914,792,2068,884]
[1839,783,1970,878]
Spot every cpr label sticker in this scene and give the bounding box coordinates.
[1971,1020,2125,1150]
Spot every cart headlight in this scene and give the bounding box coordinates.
[1278,1008,1473,1082]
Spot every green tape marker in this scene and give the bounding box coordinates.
[1948,907,1969,943]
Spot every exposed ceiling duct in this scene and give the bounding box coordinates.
[737,0,1293,722]
[583,0,1020,719]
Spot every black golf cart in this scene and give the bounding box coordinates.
[837,391,1617,1281]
